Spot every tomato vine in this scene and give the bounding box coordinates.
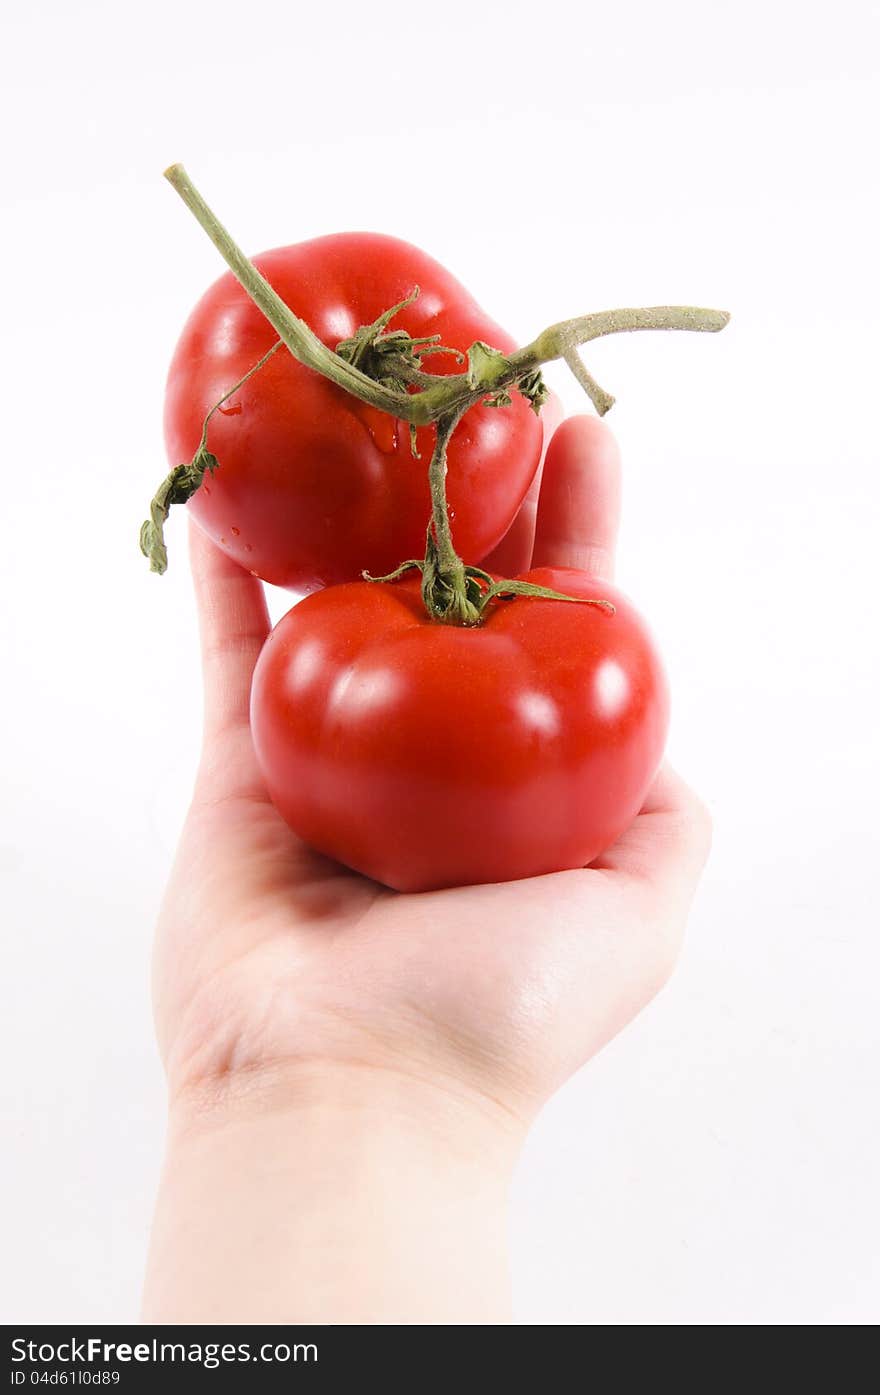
[142,165,729,626]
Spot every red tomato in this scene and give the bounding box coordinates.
[250,570,669,891]
[164,234,543,590]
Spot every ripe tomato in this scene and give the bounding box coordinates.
[164,233,543,590]
[250,569,669,891]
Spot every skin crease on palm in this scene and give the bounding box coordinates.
[145,411,712,1323]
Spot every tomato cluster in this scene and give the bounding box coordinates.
[162,224,670,891]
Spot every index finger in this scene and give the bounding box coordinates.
[530,415,621,579]
[189,521,270,739]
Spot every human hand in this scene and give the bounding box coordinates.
[153,412,709,1121]
[144,414,710,1323]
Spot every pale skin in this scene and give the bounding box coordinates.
[142,413,711,1324]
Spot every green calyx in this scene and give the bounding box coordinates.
[334,295,548,453]
[366,542,615,627]
[363,409,614,626]
[335,289,465,394]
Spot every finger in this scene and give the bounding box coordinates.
[530,414,621,579]
[479,390,564,576]
[189,521,270,737]
[592,764,712,908]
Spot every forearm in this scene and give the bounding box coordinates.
[142,1065,521,1325]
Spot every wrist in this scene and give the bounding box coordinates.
[166,1056,526,1159]
[145,1061,524,1324]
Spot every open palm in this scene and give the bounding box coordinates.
[153,416,710,1127]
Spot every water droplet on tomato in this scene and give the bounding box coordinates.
[245,543,253,553]
[220,536,227,545]
[373,423,399,453]
[218,401,242,416]
[357,405,399,455]
[448,507,456,521]
[202,484,211,495]
[231,526,240,536]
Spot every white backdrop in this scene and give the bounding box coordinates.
[2,0,878,1325]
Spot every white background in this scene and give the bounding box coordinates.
[2,0,878,1325]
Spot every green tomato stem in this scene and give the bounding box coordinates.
[422,409,481,623]
[139,338,282,573]
[159,164,729,625]
[164,164,412,420]
[163,164,729,429]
